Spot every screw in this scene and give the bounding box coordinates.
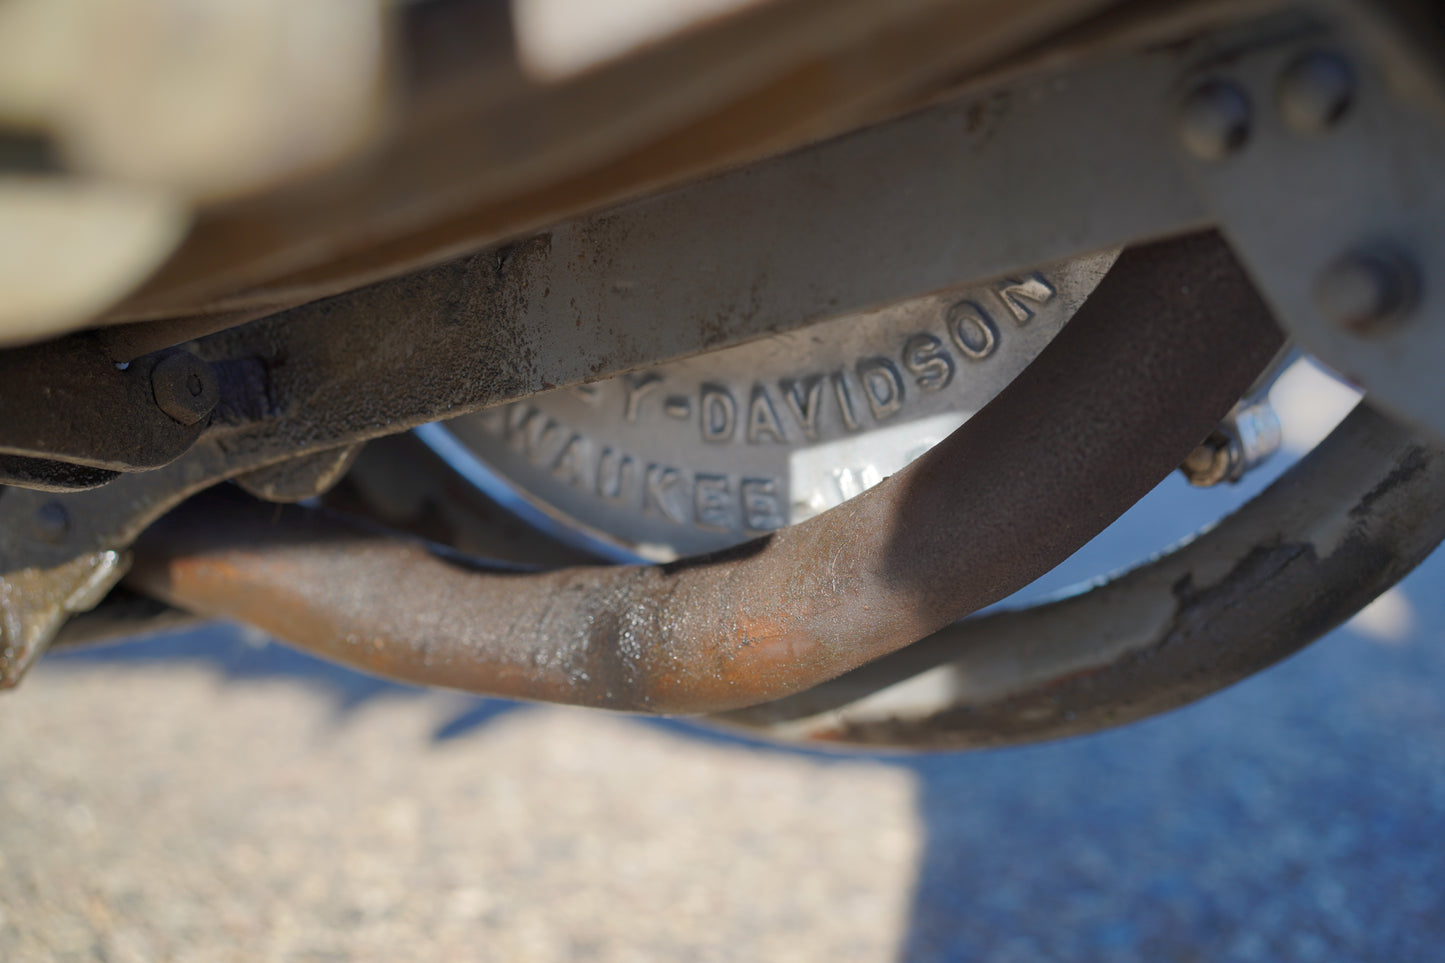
[1183,402,1282,487]
[1278,51,1354,134]
[1181,431,1238,487]
[151,351,219,426]
[1315,248,1419,336]
[1178,80,1252,162]
[32,502,70,545]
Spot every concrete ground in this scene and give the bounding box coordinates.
[2,364,1443,962]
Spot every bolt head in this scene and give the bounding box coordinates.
[1278,51,1354,134]
[1181,432,1236,487]
[1316,249,1419,336]
[151,351,219,426]
[1179,81,1252,162]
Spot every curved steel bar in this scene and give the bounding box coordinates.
[124,235,1283,714]
[720,403,1445,747]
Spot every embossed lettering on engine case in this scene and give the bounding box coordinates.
[432,252,1117,559]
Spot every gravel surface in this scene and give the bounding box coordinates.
[0,647,916,963]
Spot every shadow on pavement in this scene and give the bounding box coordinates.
[48,626,531,741]
[895,580,1445,962]
[884,467,1445,963]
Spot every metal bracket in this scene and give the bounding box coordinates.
[0,341,216,471]
[0,550,128,687]
[1176,16,1445,437]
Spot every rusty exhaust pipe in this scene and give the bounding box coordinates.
[720,403,1445,747]
[126,234,1284,713]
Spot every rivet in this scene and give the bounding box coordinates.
[1315,248,1419,335]
[1178,81,1252,162]
[150,351,219,426]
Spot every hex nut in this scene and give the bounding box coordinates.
[1181,431,1236,487]
[1277,51,1355,134]
[1178,80,1252,162]
[151,351,220,426]
[1315,248,1419,336]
